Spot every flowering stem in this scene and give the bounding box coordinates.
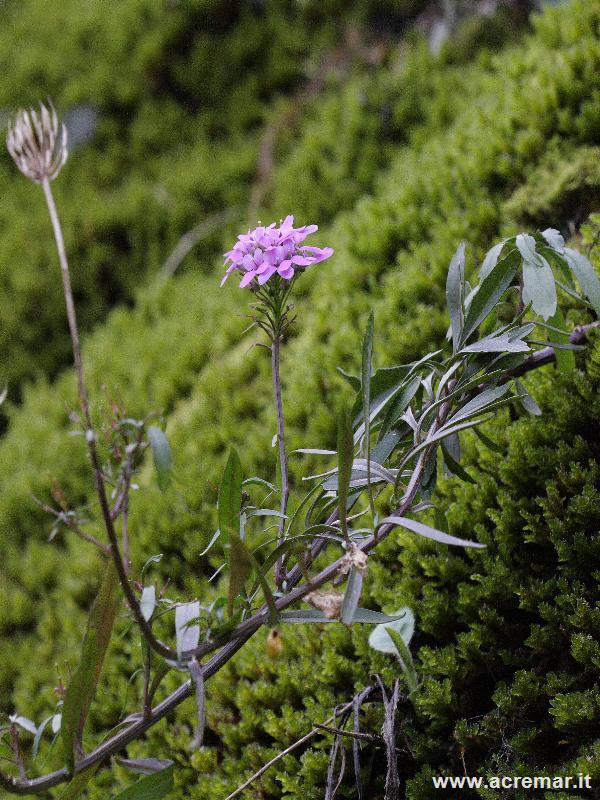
[272,333,289,588]
[41,178,177,662]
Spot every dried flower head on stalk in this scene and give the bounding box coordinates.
[6,101,68,184]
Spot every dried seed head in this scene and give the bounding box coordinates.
[6,101,68,184]
[305,590,343,620]
[338,544,369,576]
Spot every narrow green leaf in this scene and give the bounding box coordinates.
[247,548,278,625]
[219,450,252,615]
[117,759,174,776]
[462,248,520,344]
[280,608,405,624]
[111,764,174,800]
[382,516,485,548]
[441,440,475,484]
[446,241,465,353]
[473,427,504,453]
[57,766,99,800]
[218,448,243,541]
[480,239,507,280]
[340,567,363,625]
[361,312,375,512]
[147,427,172,492]
[337,406,354,541]
[378,374,421,444]
[515,379,542,416]
[384,627,419,695]
[564,247,600,315]
[548,307,575,376]
[62,561,120,772]
[449,384,509,425]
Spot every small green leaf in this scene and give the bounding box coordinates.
[111,763,174,800]
[340,566,363,625]
[337,406,354,541]
[147,427,172,492]
[62,561,120,772]
[446,241,466,353]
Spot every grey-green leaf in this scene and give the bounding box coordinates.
[518,234,557,320]
[340,566,363,625]
[368,607,414,654]
[564,247,600,316]
[382,516,485,548]
[111,764,174,800]
[446,241,465,352]
[147,427,172,492]
[462,248,520,343]
[62,562,120,772]
[480,239,506,280]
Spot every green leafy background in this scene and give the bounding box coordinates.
[0,1,599,797]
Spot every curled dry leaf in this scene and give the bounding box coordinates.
[305,591,344,620]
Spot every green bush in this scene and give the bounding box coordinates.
[1,1,599,797]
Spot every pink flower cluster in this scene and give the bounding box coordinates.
[221,215,333,288]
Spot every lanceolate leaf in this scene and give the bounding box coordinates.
[175,602,200,659]
[341,567,363,625]
[378,374,421,444]
[219,449,252,614]
[147,427,172,492]
[219,448,243,542]
[57,766,99,800]
[449,384,510,425]
[564,247,600,315]
[480,239,507,280]
[62,561,120,773]
[368,607,414,654]
[461,248,520,344]
[279,608,405,624]
[517,234,557,320]
[548,307,575,376]
[384,627,419,696]
[382,516,485,548]
[446,241,465,353]
[361,312,375,508]
[337,406,354,540]
[111,763,174,800]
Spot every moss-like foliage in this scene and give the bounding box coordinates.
[0,1,599,798]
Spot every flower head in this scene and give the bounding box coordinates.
[222,215,333,288]
[6,101,68,184]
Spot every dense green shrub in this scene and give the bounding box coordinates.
[1,1,599,797]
